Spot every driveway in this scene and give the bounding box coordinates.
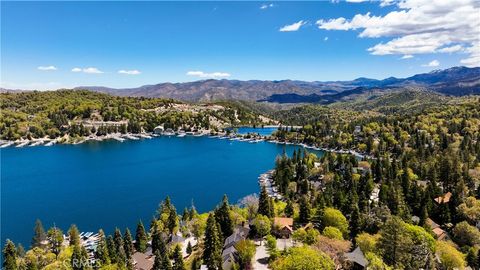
[253,240,269,270]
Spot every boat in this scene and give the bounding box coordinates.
[177,133,186,137]
[0,142,14,148]
[139,134,152,139]
[112,136,125,142]
[44,141,56,146]
[29,141,44,146]
[16,141,30,147]
[124,134,139,140]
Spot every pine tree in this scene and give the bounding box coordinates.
[167,205,178,235]
[377,216,409,268]
[95,230,110,266]
[124,228,134,259]
[284,199,294,217]
[3,240,17,270]
[152,227,167,255]
[31,219,46,249]
[203,213,222,270]
[186,241,193,255]
[107,235,117,263]
[135,220,148,253]
[47,227,63,258]
[68,224,80,246]
[71,244,88,270]
[214,194,234,238]
[298,196,311,224]
[349,204,361,238]
[258,186,272,218]
[172,244,186,270]
[153,250,172,270]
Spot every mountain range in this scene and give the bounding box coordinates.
[3,66,479,103]
[75,66,479,103]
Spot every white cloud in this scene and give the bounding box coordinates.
[71,67,104,74]
[118,69,141,75]
[186,71,231,79]
[279,20,306,32]
[401,54,414,59]
[260,3,274,9]
[324,37,329,41]
[316,0,480,67]
[37,66,57,71]
[437,45,463,53]
[346,0,368,2]
[422,60,440,67]
[380,0,396,7]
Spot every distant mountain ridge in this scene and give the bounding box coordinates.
[73,66,480,102]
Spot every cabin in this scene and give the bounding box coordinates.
[132,251,154,270]
[434,192,452,204]
[345,247,368,269]
[427,218,450,241]
[273,217,294,238]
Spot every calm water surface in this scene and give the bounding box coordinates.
[1,135,322,247]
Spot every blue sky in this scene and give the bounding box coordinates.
[1,0,478,89]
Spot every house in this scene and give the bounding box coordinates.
[434,192,452,204]
[345,247,368,269]
[222,245,238,270]
[427,218,450,241]
[221,225,250,270]
[133,251,154,270]
[369,184,380,203]
[273,217,294,238]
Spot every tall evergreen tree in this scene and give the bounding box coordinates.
[68,224,80,246]
[151,227,167,255]
[47,227,63,258]
[135,220,148,252]
[214,194,234,238]
[3,240,17,270]
[106,235,117,263]
[167,205,178,235]
[95,230,110,266]
[258,186,272,218]
[31,219,46,249]
[124,228,134,259]
[153,250,172,270]
[203,213,222,270]
[298,196,311,224]
[284,199,294,218]
[172,244,186,270]
[71,244,88,270]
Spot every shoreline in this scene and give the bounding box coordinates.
[1,130,372,160]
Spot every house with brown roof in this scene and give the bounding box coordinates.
[434,192,452,204]
[427,218,450,241]
[133,251,154,270]
[273,217,294,238]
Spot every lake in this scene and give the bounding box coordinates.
[1,134,322,247]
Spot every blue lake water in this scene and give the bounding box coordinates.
[1,136,322,247]
[234,127,279,136]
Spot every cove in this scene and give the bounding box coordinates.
[1,135,323,247]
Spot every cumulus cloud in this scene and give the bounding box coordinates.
[260,3,274,9]
[186,71,231,79]
[279,20,306,32]
[422,60,440,67]
[118,70,141,75]
[380,0,396,7]
[316,0,480,67]
[37,66,57,71]
[72,67,104,74]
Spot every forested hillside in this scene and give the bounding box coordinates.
[0,90,271,142]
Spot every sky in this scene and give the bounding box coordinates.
[1,0,479,90]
